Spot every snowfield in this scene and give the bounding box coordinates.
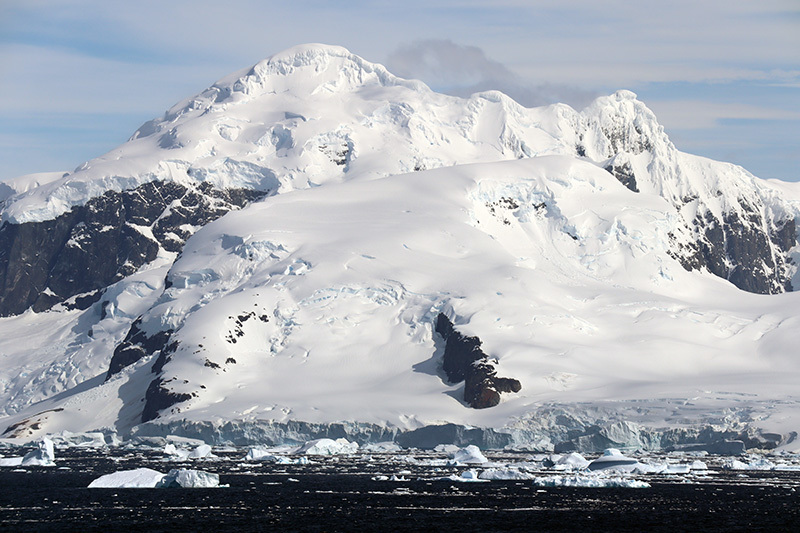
[2,44,800,451]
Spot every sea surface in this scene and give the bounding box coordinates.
[1,447,799,532]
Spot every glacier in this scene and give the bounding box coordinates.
[2,44,800,452]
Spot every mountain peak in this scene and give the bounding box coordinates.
[579,88,671,160]
[213,43,428,101]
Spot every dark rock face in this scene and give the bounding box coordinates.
[137,337,183,422]
[670,199,796,295]
[435,313,521,409]
[604,161,639,192]
[0,180,268,316]
[141,377,193,423]
[105,318,174,380]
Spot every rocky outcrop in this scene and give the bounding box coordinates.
[105,318,174,379]
[435,313,521,409]
[670,200,796,295]
[141,378,193,423]
[603,160,639,193]
[0,180,268,316]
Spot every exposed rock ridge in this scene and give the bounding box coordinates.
[0,180,267,316]
[669,198,796,294]
[435,313,521,409]
[578,92,797,295]
[105,318,174,380]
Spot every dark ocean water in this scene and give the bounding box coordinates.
[1,448,799,532]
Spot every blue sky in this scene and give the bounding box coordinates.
[0,0,798,181]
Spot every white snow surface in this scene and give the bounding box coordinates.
[3,45,800,445]
[103,156,800,435]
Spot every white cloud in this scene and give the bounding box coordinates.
[385,40,597,108]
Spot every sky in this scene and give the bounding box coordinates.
[0,0,798,182]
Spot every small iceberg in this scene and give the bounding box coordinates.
[156,469,220,488]
[449,445,488,465]
[294,438,358,455]
[164,442,215,460]
[553,452,590,470]
[722,456,776,471]
[187,444,215,459]
[88,468,219,488]
[0,437,55,467]
[441,469,489,482]
[245,447,308,464]
[587,448,641,472]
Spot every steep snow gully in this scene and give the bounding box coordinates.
[3,44,800,452]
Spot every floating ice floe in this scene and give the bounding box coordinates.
[164,442,216,460]
[294,438,358,455]
[587,448,641,472]
[88,468,219,488]
[722,456,776,471]
[244,446,309,464]
[449,445,488,465]
[632,461,694,474]
[0,437,55,467]
[478,467,537,480]
[441,469,489,482]
[361,442,403,453]
[533,474,650,489]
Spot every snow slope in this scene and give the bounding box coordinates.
[103,158,800,430]
[2,44,800,448]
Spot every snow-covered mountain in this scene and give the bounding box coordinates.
[2,44,800,451]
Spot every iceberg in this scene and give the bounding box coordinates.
[722,456,776,471]
[450,445,488,465]
[553,452,590,470]
[89,468,166,488]
[187,444,215,459]
[0,437,55,467]
[88,467,219,488]
[587,448,641,472]
[244,447,308,464]
[155,468,220,488]
[295,438,358,455]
